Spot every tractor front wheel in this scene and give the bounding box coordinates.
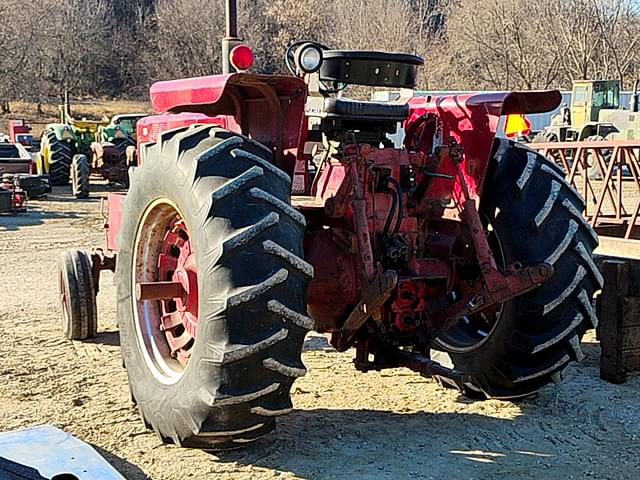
[434,139,602,399]
[116,125,313,448]
[58,250,98,340]
[71,154,90,198]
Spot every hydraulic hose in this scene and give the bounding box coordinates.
[387,177,404,233]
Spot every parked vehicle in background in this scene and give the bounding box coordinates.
[100,114,146,143]
[8,119,34,152]
[533,79,640,143]
[0,142,51,198]
[36,95,142,196]
[0,142,32,176]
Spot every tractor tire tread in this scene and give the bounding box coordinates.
[435,138,601,399]
[117,125,311,449]
[58,250,97,340]
[44,130,74,186]
[71,154,90,198]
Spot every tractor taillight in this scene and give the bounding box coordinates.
[230,45,254,72]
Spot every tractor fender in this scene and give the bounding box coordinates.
[406,90,562,203]
[150,73,306,115]
[90,141,104,169]
[125,145,137,166]
[148,73,307,175]
[577,121,619,141]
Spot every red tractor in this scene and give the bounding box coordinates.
[58,5,602,450]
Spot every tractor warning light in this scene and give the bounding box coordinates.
[504,113,531,138]
[230,45,255,72]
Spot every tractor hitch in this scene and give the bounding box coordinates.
[352,337,469,390]
[331,270,398,352]
[393,349,467,388]
[427,261,554,335]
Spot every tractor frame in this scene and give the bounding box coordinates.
[94,73,563,379]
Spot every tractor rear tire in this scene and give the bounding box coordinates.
[71,154,90,198]
[434,139,602,399]
[58,250,98,340]
[41,131,74,186]
[116,125,313,449]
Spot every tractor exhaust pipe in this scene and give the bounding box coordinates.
[631,79,640,113]
[222,0,241,74]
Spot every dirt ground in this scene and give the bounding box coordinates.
[1,186,639,480]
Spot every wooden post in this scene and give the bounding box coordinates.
[598,260,630,383]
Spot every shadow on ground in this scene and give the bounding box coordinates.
[91,443,150,480]
[0,206,81,231]
[25,182,126,206]
[210,404,633,480]
[86,331,120,347]
[208,340,638,479]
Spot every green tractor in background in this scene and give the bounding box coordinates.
[98,113,146,151]
[36,97,145,197]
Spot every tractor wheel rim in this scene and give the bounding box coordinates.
[436,218,506,353]
[132,199,199,385]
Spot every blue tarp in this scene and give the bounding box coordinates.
[0,426,125,480]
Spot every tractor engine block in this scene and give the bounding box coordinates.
[304,143,456,342]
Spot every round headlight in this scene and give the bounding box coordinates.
[295,44,323,74]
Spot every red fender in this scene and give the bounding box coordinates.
[147,73,308,174]
[406,91,561,203]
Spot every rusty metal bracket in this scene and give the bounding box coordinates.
[428,262,553,333]
[331,270,398,351]
[90,248,116,295]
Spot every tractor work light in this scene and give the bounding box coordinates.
[230,44,254,72]
[295,43,323,74]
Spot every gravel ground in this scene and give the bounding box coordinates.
[0,186,639,480]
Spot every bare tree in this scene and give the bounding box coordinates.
[590,0,640,88]
[0,0,55,109]
[31,0,113,99]
[441,0,563,90]
[2,0,640,104]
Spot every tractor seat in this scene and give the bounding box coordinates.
[309,97,409,122]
